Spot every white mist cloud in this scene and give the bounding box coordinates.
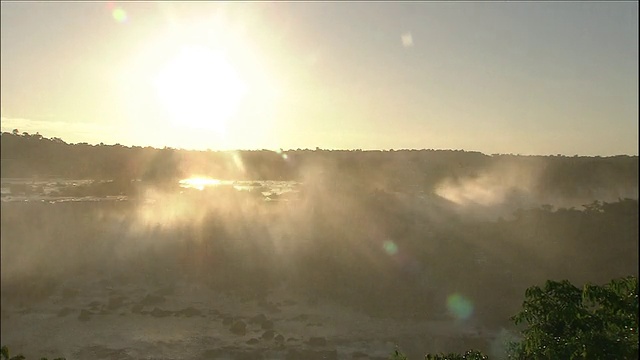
[435,160,544,208]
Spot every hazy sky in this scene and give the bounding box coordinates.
[1,1,638,155]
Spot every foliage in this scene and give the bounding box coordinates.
[390,348,409,360]
[389,348,488,360]
[388,277,637,360]
[509,276,638,359]
[423,350,489,359]
[1,131,637,195]
[0,346,65,360]
[1,346,24,360]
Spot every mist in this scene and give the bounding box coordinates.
[1,135,638,359]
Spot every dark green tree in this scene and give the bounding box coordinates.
[1,345,65,360]
[509,276,638,359]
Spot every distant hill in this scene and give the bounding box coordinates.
[1,131,637,204]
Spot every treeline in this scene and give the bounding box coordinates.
[1,131,637,197]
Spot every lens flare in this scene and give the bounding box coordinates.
[383,240,398,255]
[401,32,414,48]
[112,8,127,23]
[446,293,474,320]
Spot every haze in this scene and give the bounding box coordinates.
[1,1,638,155]
[1,2,639,360]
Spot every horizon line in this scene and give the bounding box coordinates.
[2,130,638,158]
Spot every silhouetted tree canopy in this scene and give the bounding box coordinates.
[1,132,637,202]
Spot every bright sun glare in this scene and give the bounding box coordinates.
[179,177,223,191]
[154,45,248,134]
[120,9,283,150]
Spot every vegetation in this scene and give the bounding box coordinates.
[389,349,489,359]
[389,276,638,360]
[1,131,637,201]
[0,345,64,360]
[509,276,638,359]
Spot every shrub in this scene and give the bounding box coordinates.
[509,276,638,359]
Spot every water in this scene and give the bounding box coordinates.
[0,178,299,203]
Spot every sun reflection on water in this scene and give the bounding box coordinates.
[178,177,223,191]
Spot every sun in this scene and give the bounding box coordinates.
[120,12,284,150]
[153,44,247,134]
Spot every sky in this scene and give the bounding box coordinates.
[1,1,638,155]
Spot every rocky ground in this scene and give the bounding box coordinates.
[1,271,496,360]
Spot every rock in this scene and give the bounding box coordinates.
[230,320,247,335]
[274,334,285,343]
[258,300,281,314]
[87,301,101,310]
[351,351,369,359]
[246,338,260,345]
[292,314,309,321]
[107,296,127,310]
[249,313,268,324]
[78,309,92,321]
[261,320,274,330]
[261,330,275,340]
[150,307,173,317]
[286,349,337,360]
[18,308,32,315]
[177,307,201,317]
[61,288,79,299]
[57,307,73,317]
[154,286,175,296]
[308,337,327,347]
[332,338,352,346]
[76,345,133,360]
[200,349,224,358]
[234,350,265,360]
[140,294,166,306]
[307,297,319,306]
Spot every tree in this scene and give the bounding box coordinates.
[0,346,24,360]
[509,276,638,359]
[1,345,65,360]
[424,350,488,359]
[390,348,488,359]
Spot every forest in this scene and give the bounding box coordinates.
[1,131,637,202]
